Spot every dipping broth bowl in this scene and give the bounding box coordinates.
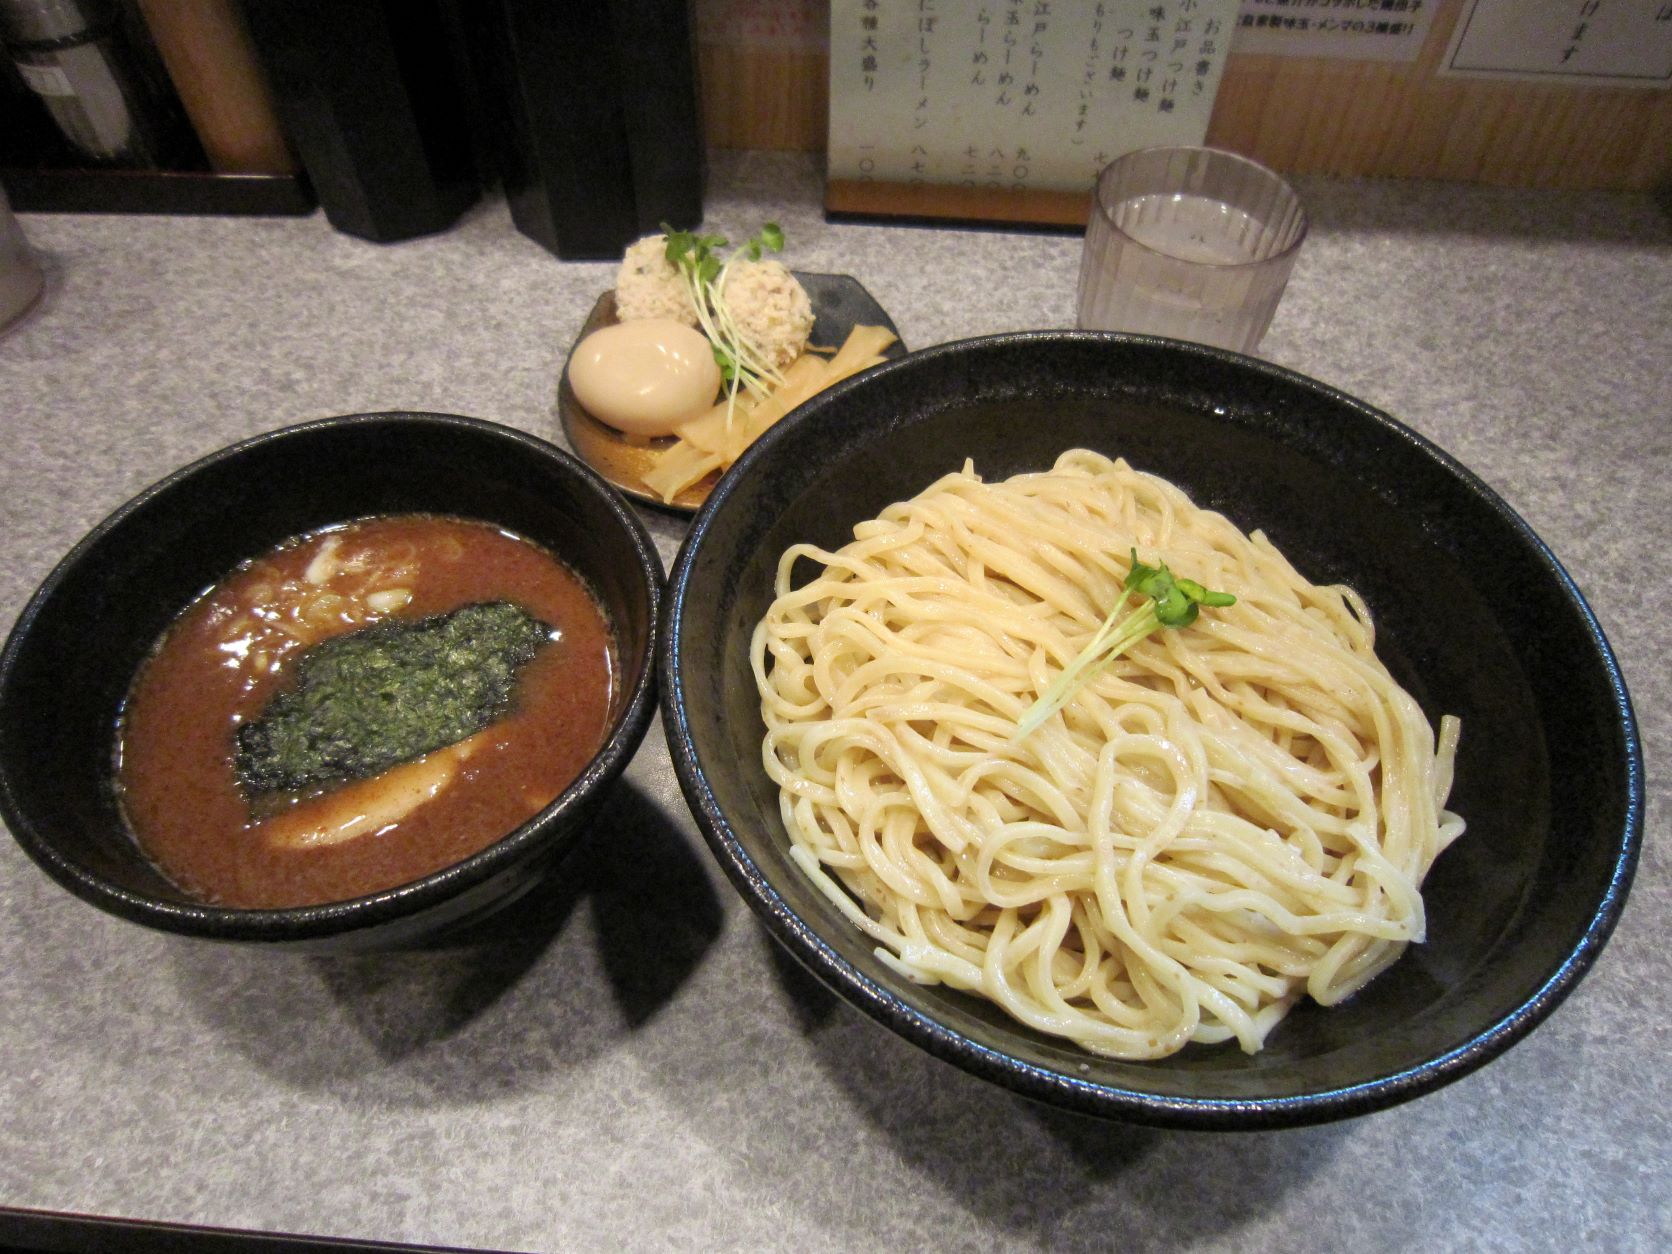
[660,332,1642,1129]
[0,412,662,951]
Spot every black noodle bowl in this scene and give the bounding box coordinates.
[658,332,1642,1128]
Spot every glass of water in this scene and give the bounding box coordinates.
[1076,146,1308,354]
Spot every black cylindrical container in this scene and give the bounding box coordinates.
[241,0,479,243]
[458,0,704,260]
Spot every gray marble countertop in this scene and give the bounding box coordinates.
[1,153,1666,1253]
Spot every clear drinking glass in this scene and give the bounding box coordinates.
[1076,146,1308,354]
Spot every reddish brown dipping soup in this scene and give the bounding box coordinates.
[116,515,617,908]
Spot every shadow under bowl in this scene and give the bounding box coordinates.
[660,331,1642,1129]
[0,412,663,951]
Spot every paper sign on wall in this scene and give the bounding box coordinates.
[1439,0,1672,86]
[828,0,1240,195]
[1231,0,1435,63]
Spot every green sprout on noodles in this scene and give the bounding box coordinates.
[662,221,787,426]
[1014,550,1237,741]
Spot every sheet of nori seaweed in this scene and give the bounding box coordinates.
[234,601,553,796]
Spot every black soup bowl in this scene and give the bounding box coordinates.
[0,412,662,951]
[660,332,1642,1129]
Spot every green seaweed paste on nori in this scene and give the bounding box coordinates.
[234,601,554,797]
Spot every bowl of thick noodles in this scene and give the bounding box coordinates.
[659,331,1642,1128]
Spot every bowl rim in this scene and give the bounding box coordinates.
[658,330,1644,1128]
[0,410,664,942]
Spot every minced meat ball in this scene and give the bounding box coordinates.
[614,235,697,326]
[722,259,814,372]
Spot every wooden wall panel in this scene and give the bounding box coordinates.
[696,43,827,153]
[697,0,1671,193]
[1206,0,1670,190]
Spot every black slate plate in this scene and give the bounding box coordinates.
[659,332,1643,1129]
[558,271,904,513]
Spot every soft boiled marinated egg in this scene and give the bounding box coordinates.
[567,318,722,437]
